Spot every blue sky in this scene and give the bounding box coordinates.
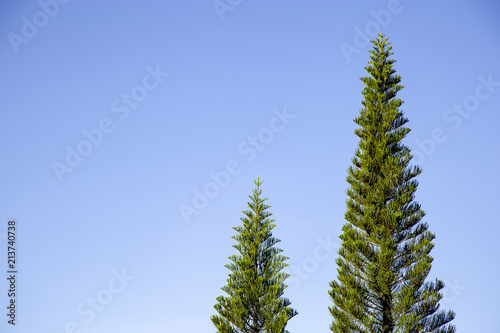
[1,0,499,332]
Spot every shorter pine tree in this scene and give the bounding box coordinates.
[211,178,297,333]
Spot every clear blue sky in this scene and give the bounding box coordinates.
[1,1,499,332]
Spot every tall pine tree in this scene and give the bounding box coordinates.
[329,35,455,333]
[212,178,297,333]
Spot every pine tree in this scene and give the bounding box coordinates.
[329,34,455,333]
[212,178,297,333]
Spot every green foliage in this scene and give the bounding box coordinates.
[212,178,297,333]
[329,34,455,333]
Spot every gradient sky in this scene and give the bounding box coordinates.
[1,1,499,332]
